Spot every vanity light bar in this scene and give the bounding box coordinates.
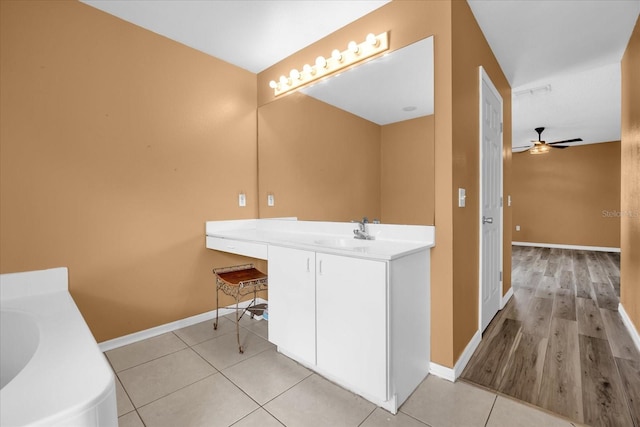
[269,31,389,97]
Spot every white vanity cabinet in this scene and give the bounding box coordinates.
[267,244,430,413]
[267,245,316,366]
[315,252,387,401]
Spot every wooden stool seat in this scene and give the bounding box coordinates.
[213,264,267,353]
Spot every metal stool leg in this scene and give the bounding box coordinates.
[236,297,243,353]
[250,287,258,319]
[213,281,219,331]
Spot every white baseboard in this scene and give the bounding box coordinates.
[428,362,456,382]
[512,241,620,253]
[501,287,514,309]
[429,329,482,382]
[98,298,268,352]
[619,302,640,354]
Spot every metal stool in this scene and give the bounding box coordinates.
[212,264,268,353]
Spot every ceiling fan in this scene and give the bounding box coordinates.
[514,127,583,154]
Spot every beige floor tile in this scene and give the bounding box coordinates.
[174,317,236,346]
[137,373,259,427]
[263,374,375,427]
[192,329,274,370]
[118,411,145,427]
[222,348,312,405]
[360,407,429,427]
[239,316,269,340]
[486,396,574,427]
[105,332,187,372]
[401,376,496,427]
[118,348,217,407]
[115,375,134,416]
[231,408,285,426]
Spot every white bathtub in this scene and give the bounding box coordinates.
[0,267,117,426]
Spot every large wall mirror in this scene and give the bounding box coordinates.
[258,36,435,225]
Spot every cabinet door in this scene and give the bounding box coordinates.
[268,245,316,365]
[316,253,387,400]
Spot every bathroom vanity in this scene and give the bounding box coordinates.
[205,219,434,413]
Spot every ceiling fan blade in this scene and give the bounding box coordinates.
[548,138,582,145]
[550,145,569,149]
[513,145,532,149]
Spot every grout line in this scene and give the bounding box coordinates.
[257,368,314,407]
[114,343,190,375]
[132,371,220,412]
[135,409,147,427]
[397,408,434,426]
[356,407,378,427]
[261,405,287,426]
[483,394,499,427]
[215,368,264,409]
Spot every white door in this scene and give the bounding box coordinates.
[479,67,503,332]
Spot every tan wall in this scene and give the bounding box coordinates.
[450,0,512,363]
[258,92,381,221]
[381,115,435,225]
[512,142,621,248]
[621,17,640,334]
[257,0,512,368]
[0,1,261,342]
[1,0,514,369]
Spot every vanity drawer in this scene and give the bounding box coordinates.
[206,236,268,260]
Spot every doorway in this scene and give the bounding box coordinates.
[479,66,504,333]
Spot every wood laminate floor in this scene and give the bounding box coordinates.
[461,246,640,427]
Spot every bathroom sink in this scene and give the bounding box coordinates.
[313,238,373,250]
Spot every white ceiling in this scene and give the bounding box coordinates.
[82,0,639,148]
[468,0,640,150]
[81,0,389,74]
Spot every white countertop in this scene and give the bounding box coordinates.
[205,219,435,261]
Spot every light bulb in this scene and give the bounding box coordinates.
[315,56,327,69]
[348,41,359,54]
[303,64,315,76]
[331,49,342,62]
[269,80,277,89]
[290,69,301,80]
[279,75,290,86]
[366,33,379,47]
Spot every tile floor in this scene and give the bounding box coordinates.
[107,314,581,427]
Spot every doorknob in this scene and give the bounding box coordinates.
[483,216,493,224]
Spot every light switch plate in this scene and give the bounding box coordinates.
[267,193,275,207]
[238,193,246,207]
[458,188,466,207]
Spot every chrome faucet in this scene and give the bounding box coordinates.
[352,217,375,240]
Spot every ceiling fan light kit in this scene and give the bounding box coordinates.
[529,145,550,155]
[513,126,583,154]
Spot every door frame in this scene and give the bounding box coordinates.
[478,66,504,332]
